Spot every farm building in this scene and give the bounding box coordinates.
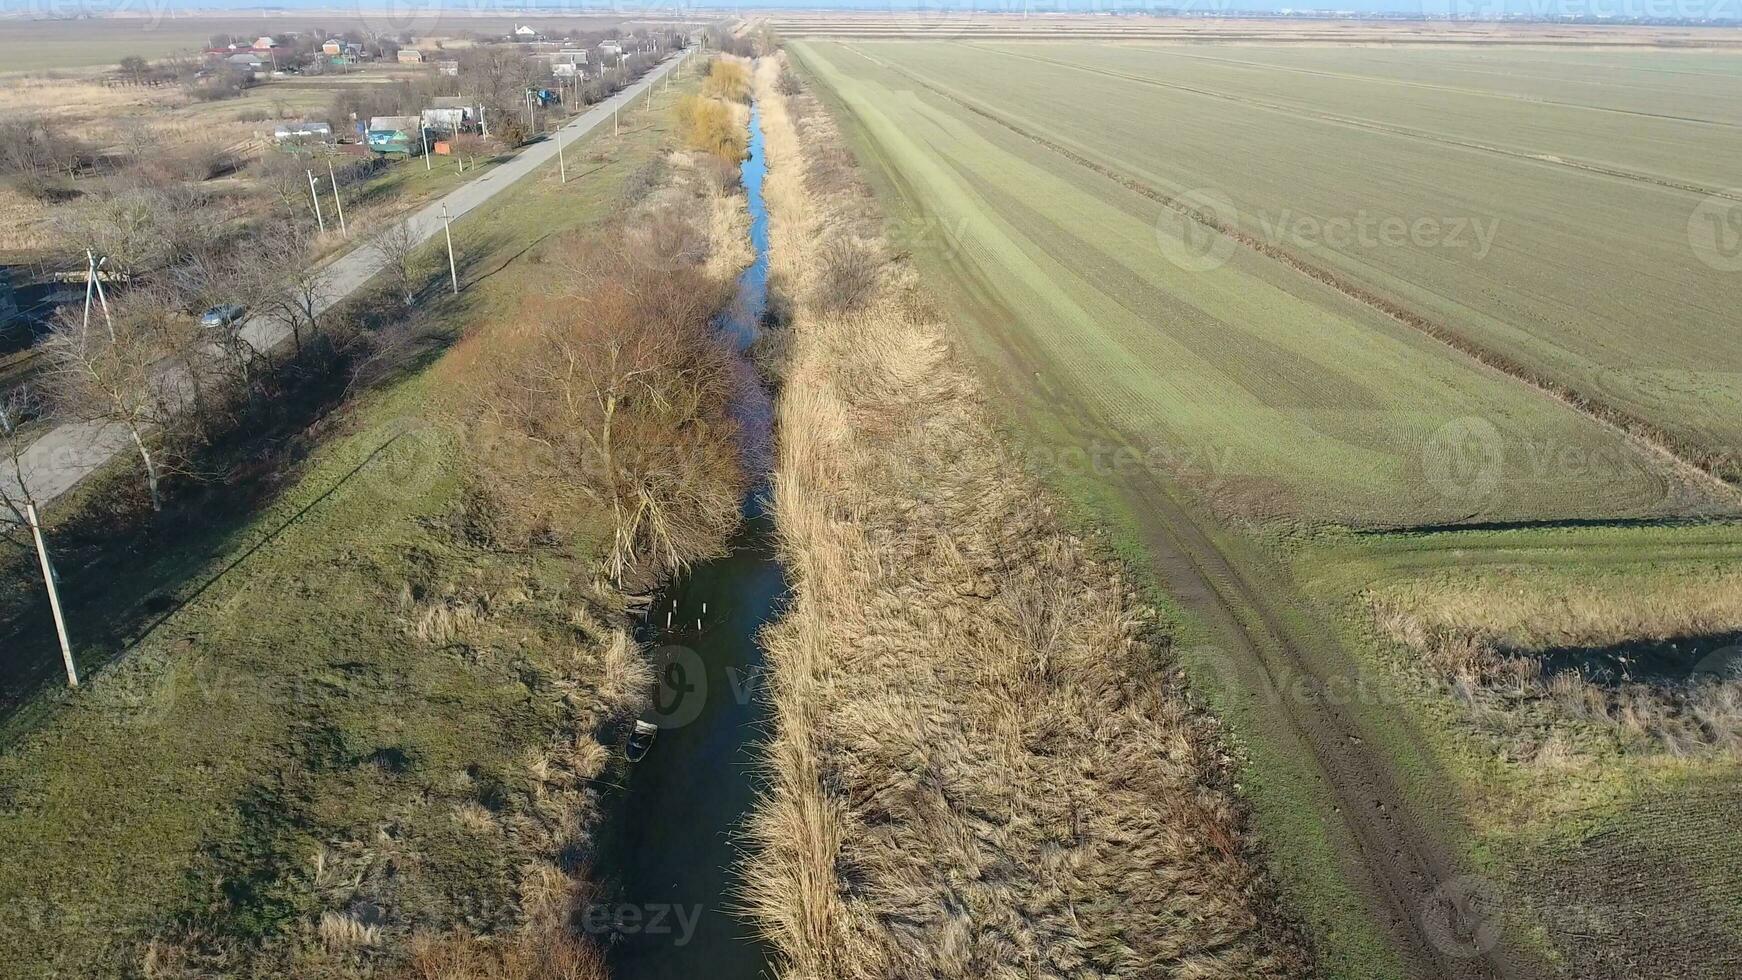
[513,24,543,40]
[598,39,623,55]
[272,121,334,145]
[396,48,424,64]
[321,39,342,55]
[420,98,482,135]
[225,52,267,77]
[436,59,459,76]
[366,116,425,156]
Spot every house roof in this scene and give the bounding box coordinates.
[368,115,422,133]
[273,121,333,136]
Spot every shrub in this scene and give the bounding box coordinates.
[452,220,744,580]
[697,154,739,194]
[700,58,751,102]
[621,157,666,204]
[814,237,880,313]
[677,95,745,163]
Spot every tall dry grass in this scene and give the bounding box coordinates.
[1369,572,1742,760]
[745,56,1308,979]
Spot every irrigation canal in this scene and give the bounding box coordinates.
[591,97,782,980]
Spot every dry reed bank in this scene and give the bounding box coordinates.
[746,55,1309,979]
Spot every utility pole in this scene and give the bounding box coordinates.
[440,204,458,295]
[25,503,76,687]
[86,251,114,341]
[326,157,346,237]
[557,122,567,183]
[421,124,431,172]
[305,169,326,234]
[81,249,96,336]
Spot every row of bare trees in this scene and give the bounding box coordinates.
[1,190,427,528]
[17,224,333,514]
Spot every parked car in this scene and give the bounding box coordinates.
[199,304,247,329]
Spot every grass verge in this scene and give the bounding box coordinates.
[0,74,731,977]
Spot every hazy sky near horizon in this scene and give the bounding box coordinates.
[2,0,1737,20]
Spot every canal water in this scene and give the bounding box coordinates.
[590,98,780,980]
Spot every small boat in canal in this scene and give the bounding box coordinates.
[625,720,658,762]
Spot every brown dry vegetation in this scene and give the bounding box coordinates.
[445,209,745,585]
[676,57,753,164]
[700,57,752,103]
[1369,572,1742,762]
[745,56,1308,980]
[677,93,747,164]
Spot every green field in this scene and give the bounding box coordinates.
[796,40,1742,504]
[790,37,1742,980]
[791,39,1737,526]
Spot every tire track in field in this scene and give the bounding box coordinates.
[828,41,1523,980]
[847,44,1742,506]
[975,43,1742,204]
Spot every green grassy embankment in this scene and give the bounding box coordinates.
[0,82,690,977]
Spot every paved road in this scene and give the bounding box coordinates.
[3,50,690,508]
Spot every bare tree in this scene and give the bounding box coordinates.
[171,247,270,404]
[0,388,48,529]
[40,299,183,511]
[371,219,422,307]
[240,228,330,354]
[55,184,206,281]
[119,55,150,85]
[465,229,743,578]
[137,287,226,441]
[255,151,317,222]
